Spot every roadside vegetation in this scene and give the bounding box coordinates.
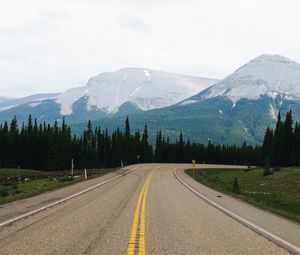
[186,167,300,224]
[0,168,108,205]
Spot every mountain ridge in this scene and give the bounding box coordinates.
[56,67,218,115]
[1,55,300,145]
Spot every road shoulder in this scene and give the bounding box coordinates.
[0,165,138,223]
[176,167,300,250]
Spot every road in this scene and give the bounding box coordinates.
[0,164,299,255]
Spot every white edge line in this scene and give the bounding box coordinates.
[0,166,140,228]
[173,168,300,255]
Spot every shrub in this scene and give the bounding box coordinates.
[263,157,273,176]
[0,190,9,197]
[232,177,240,193]
[263,168,272,176]
[272,167,281,172]
[58,177,73,183]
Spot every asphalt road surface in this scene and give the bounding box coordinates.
[0,164,299,255]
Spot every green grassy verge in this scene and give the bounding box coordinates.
[186,167,300,224]
[0,169,108,205]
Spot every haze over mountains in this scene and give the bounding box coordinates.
[1,54,300,144]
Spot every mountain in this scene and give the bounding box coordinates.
[181,54,300,123]
[56,68,218,115]
[0,68,218,123]
[196,54,300,103]
[80,54,300,145]
[2,55,300,145]
[0,93,59,112]
[158,54,300,144]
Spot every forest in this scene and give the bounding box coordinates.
[0,111,298,171]
[262,110,300,166]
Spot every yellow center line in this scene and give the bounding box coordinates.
[127,167,158,255]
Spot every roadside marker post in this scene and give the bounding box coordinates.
[84,168,87,180]
[71,159,74,176]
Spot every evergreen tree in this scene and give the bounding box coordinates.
[262,127,273,164]
[270,113,284,166]
[283,110,293,165]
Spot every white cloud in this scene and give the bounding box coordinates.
[1,0,300,97]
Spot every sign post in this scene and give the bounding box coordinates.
[192,159,196,175]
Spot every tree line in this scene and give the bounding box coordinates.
[0,111,298,171]
[262,110,300,167]
[154,131,261,165]
[0,115,153,170]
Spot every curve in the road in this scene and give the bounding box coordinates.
[174,168,300,255]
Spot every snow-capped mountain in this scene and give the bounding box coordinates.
[0,93,59,112]
[0,68,218,124]
[56,68,218,115]
[2,55,300,145]
[121,54,300,145]
[198,54,300,103]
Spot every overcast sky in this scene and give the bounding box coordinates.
[1,0,300,97]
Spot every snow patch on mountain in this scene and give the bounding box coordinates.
[269,103,278,120]
[201,54,300,103]
[28,102,43,107]
[56,68,218,115]
[56,87,86,115]
[144,70,151,81]
[0,93,59,112]
[0,105,18,111]
[180,100,199,106]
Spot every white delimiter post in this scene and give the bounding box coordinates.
[71,159,74,176]
[84,168,87,180]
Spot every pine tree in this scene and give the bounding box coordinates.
[262,127,273,164]
[270,113,284,166]
[283,110,293,166]
[294,123,300,165]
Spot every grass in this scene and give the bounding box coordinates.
[186,167,300,224]
[0,168,109,205]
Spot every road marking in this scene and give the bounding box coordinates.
[0,166,141,228]
[173,168,300,255]
[127,168,157,255]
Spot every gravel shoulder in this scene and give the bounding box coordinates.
[0,165,138,223]
[177,165,300,249]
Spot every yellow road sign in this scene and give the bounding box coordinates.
[192,159,196,167]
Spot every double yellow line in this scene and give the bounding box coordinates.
[127,168,157,255]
